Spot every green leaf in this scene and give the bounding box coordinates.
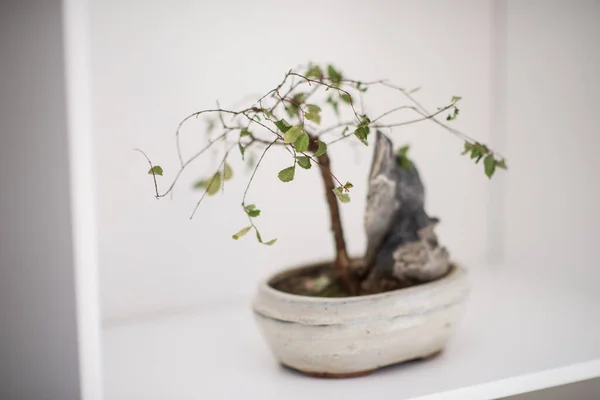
[397,145,414,170]
[447,107,460,121]
[340,93,352,104]
[255,230,262,243]
[297,156,311,169]
[206,173,222,195]
[278,166,295,182]
[462,142,474,155]
[263,238,277,246]
[295,133,309,152]
[314,140,327,157]
[238,143,246,159]
[224,163,233,180]
[354,126,369,146]
[306,104,321,113]
[192,179,206,189]
[285,105,299,119]
[496,159,508,169]
[232,226,252,240]
[148,166,163,176]
[284,125,303,144]
[275,119,292,133]
[484,155,496,179]
[305,104,321,125]
[240,128,251,137]
[451,96,462,103]
[306,65,324,80]
[305,112,321,124]
[262,109,274,119]
[397,145,410,158]
[327,65,343,86]
[343,181,353,190]
[247,209,261,217]
[333,187,351,203]
[293,92,306,104]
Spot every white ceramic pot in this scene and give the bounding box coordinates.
[252,263,469,377]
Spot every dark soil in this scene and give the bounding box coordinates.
[269,260,417,298]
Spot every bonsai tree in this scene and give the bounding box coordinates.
[136,63,505,296]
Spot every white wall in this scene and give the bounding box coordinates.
[91,0,496,322]
[0,1,81,398]
[504,0,600,279]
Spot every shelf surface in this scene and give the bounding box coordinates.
[103,264,600,400]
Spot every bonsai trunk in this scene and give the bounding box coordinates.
[315,151,356,295]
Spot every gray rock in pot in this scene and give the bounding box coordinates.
[364,131,450,284]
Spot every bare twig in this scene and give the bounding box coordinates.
[133,148,160,198]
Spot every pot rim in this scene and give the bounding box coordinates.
[257,261,466,304]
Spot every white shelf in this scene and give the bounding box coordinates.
[103,264,600,400]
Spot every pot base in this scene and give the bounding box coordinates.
[282,348,444,379]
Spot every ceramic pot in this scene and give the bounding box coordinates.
[252,263,469,377]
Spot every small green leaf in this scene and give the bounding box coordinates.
[397,145,414,170]
[148,166,163,176]
[306,65,324,80]
[297,156,311,169]
[206,173,222,195]
[305,113,321,124]
[343,181,353,190]
[397,145,410,158]
[333,187,351,203]
[447,106,459,121]
[484,154,496,178]
[305,104,321,125]
[451,96,462,103]
[285,105,299,119]
[354,126,369,146]
[232,226,252,240]
[278,166,295,182]
[340,93,352,104]
[244,204,256,211]
[240,128,251,137]
[293,92,306,104]
[283,125,303,143]
[315,140,327,157]
[247,209,261,217]
[262,109,274,119]
[238,143,246,159]
[306,104,321,114]
[327,65,343,86]
[224,163,233,180]
[462,142,474,155]
[496,159,508,169]
[192,179,206,189]
[256,230,276,245]
[275,119,292,133]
